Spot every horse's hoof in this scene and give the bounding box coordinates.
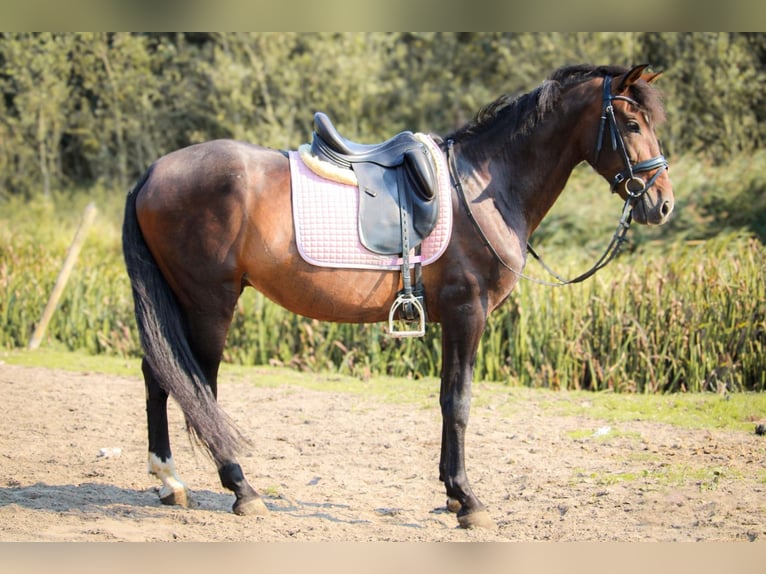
[233,496,269,517]
[159,486,190,508]
[457,509,496,530]
[446,497,462,513]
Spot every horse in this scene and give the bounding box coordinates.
[122,64,674,529]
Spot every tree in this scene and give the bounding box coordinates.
[0,33,765,197]
[640,32,764,159]
[0,33,74,196]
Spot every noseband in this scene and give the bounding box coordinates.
[595,75,669,200]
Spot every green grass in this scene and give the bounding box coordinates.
[3,348,764,434]
[1,346,141,377]
[573,465,737,490]
[221,359,441,409]
[531,388,766,432]
[1,346,441,407]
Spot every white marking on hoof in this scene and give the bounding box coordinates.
[148,453,190,507]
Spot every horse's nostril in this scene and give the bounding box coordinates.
[661,200,672,218]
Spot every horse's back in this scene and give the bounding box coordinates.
[140,140,287,203]
[136,140,290,240]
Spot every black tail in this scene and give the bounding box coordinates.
[122,169,243,463]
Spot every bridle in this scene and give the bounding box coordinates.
[446,74,670,287]
[596,75,669,201]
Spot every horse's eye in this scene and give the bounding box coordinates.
[626,120,641,133]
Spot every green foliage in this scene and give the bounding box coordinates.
[1,33,765,196]
[640,32,765,160]
[0,191,136,355]
[491,234,765,393]
[0,33,74,196]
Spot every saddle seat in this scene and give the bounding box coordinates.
[309,112,440,257]
[313,112,423,170]
[311,112,437,200]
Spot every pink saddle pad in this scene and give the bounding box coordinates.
[289,140,452,270]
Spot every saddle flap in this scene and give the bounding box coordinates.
[355,162,402,255]
[354,162,439,256]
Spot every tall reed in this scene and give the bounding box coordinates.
[1,183,763,392]
[482,234,765,392]
[213,233,766,392]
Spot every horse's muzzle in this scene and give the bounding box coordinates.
[632,190,674,225]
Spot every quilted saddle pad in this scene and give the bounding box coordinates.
[289,136,452,270]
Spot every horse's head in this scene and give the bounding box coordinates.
[585,65,674,225]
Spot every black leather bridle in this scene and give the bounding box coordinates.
[447,74,670,286]
[596,75,669,200]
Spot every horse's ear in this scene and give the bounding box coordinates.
[617,64,650,92]
[641,71,663,84]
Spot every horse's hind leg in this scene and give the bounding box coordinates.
[145,358,190,507]
[183,289,268,517]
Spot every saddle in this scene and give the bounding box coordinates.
[310,112,441,337]
[310,112,439,256]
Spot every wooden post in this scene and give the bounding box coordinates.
[28,202,98,350]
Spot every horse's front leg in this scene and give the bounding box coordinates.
[438,308,496,529]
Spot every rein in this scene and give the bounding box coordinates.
[445,74,669,287]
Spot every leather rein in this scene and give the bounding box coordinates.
[446,74,669,287]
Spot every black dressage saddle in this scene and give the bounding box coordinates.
[310,112,439,256]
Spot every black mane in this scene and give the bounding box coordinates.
[446,64,665,144]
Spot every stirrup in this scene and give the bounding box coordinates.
[387,292,426,338]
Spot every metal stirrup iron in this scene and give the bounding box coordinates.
[388,183,426,337]
[388,291,426,338]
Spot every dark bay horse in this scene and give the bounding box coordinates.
[122,64,673,529]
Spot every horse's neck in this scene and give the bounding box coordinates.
[522,135,582,235]
[473,107,588,239]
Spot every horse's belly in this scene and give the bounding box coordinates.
[248,265,400,324]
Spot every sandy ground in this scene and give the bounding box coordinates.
[1,362,765,542]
